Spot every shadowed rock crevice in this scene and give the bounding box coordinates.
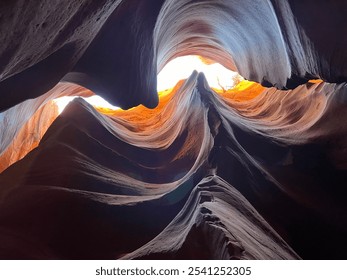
[0,0,347,259]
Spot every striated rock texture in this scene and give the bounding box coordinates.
[0,1,347,259]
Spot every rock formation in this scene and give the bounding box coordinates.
[0,0,347,259]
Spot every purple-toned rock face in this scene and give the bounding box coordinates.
[0,0,347,259]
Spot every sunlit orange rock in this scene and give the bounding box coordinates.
[0,0,347,260]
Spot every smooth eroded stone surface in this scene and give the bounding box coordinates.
[1,1,347,260]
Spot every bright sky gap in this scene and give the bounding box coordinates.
[54,55,242,113]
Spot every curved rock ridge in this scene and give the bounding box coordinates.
[122,175,299,260]
[0,0,123,111]
[0,83,94,173]
[0,72,347,259]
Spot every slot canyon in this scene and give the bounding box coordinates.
[0,0,347,259]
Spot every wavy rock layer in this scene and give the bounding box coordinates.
[0,1,347,259]
[1,73,347,259]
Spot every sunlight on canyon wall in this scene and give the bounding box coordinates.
[0,0,347,260]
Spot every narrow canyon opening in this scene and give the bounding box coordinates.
[0,0,347,260]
